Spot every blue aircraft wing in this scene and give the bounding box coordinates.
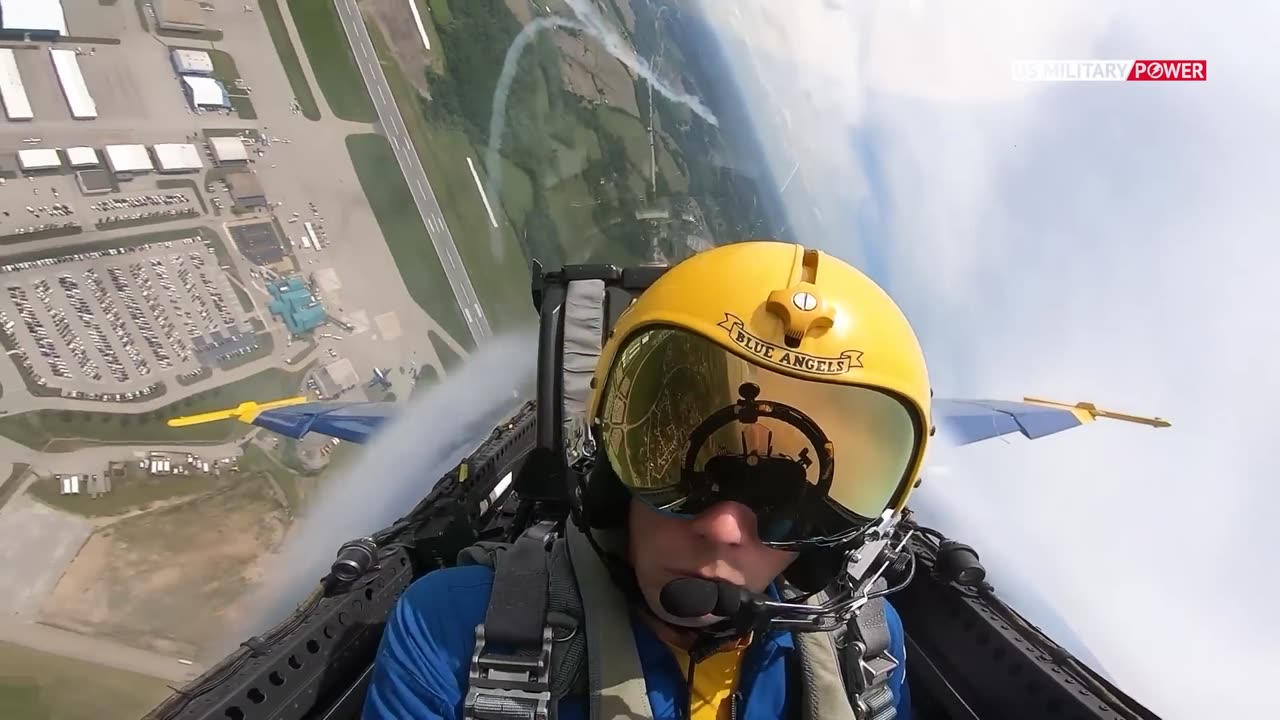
[934,396,1170,446]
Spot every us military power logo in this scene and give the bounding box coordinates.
[717,314,863,375]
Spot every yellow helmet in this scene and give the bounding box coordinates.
[587,240,931,545]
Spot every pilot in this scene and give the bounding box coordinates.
[364,241,932,720]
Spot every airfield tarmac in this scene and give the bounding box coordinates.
[0,0,473,688]
[0,1,470,420]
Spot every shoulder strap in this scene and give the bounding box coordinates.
[838,591,900,720]
[464,522,558,720]
[565,522,654,719]
[792,583,899,720]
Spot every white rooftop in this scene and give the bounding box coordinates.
[104,144,153,174]
[0,49,32,121]
[17,148,60,170]
[49,48,96,119]
[209,135,249,162]
[0,0,68,36]
[152,143,203,171]
[182,75,227,108]
[171,49,213,75]
[65,146,99,167]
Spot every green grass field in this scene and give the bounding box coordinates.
[417,0,447,74]
[241,443,306,513]
[288,0,376,123]
[344,133,471,345]
[0,640,172,720]
[0,364,313,451]
[259,0,322,121]
[429,330,462,374]
[428,0,453,26]
[365,23,535,336]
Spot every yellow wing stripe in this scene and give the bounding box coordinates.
[1022,397,1172,428]
[166,396,310,427]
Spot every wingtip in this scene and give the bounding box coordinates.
[1023,396,1172,429]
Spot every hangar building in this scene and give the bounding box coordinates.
[17,148,59,172]
[0,48,31,120]
[50,48,96,119]
[181,75,230,110]
[0,0,68,40]
[226,172,268,208]
[104,144,154,175]
[316,358,360,398]
[155,0,206,34]
[210,136,249,165]
[65,146,100,168]
[152,143,203,173]
[170,49,214,76]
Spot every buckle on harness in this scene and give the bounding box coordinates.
[846,639,899,694]
[845,638,899,720]
[464,624,555,720]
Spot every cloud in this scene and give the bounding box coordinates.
[697,0,1280,716]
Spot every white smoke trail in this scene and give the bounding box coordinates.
[562,0,718,126]
[483,15,587,261]
[483,1,719,260]
[226,330,538,650]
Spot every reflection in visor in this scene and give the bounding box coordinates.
[599,327,919,537]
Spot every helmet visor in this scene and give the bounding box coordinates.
[597,326,921,544]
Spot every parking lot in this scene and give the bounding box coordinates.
[0,173,205,238]
[0,237,257,400]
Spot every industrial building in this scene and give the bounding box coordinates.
[181,75,230,110]
[0,0,68,39]
[210,136,249,164]
[226,171,268,208]
[268,276,326,335]
[170,48,214,76]
[65,146,99,168]
[152,143,203,173]
[49,48,96,119]
[0,48,31,120]
[316,358,360,397]
[17,148,59,172]
[104,144,153,175]
[155,0,207,33]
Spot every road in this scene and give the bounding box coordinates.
[333,0,493,344]
[0,618,203,684]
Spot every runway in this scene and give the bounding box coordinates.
[334,0,492,343]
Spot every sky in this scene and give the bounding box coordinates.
[695,0,1280,717]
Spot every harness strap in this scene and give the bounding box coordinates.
[485,529,553,646]
[840,585,899,720]
[792,581,900,720]
[465,523,558,720]
[565,523,654,719]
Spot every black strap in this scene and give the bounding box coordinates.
[465,524,559,720]
[483,527,553,647]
